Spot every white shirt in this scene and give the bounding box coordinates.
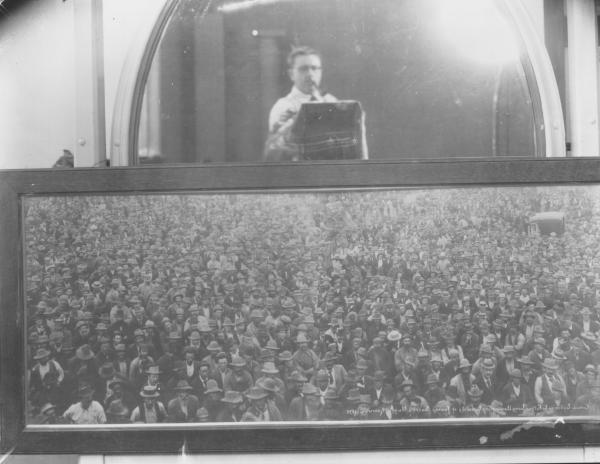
[33,360,65,384]
[268,86,337,133]
[63,401,106,424]
[512,384,521,397]
[186,362,194,377]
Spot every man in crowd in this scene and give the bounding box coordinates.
[24,187,600,423]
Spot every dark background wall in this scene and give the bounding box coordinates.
[146,0,536,163]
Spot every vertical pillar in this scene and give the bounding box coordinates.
[543,0,567,130]
[73,0,107,166]
[565,0,599,156]
[258,34,282,140]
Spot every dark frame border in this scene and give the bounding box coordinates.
[2,157,600,454]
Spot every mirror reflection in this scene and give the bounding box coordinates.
[137,0,540,164]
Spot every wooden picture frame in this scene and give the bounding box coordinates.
[1,158,600,454]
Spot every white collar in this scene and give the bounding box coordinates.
[289,86,314,101]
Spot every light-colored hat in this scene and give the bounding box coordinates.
[145,365,161,375]
[174,380,193,391]
[140,385,160,398]
[221,391,243,404]
[459,359,472,368]
[542,358,559,370]
[230,356,246,367]
[205,379,222,394]
[244,386,268,400]
[509,369,522,379]
[261,361,279,374]
[33,348,51,360]
[296,333,309,343]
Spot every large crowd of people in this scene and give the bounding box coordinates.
[24,186,600,424]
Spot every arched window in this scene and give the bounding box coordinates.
[111,0,565,165]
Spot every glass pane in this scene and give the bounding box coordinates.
[137,0,540,164]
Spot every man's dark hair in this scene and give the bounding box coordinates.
[287,45,322,68]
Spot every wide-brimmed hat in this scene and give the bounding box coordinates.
[509,369,522,379]
[517,356,534,366]
[206,341,221,352]
[40,403,57,415]
[481,358,495,369]
[386,330,401,342]
[174,380,193,391]
[467,385,483,397]
[301,383,318,396]
[323,388,339,400]
[261,361,279,374]
[167,332,183,341]
[205,379,222,394]
[249,309,264,319]
[221,390,243,404]
[459,359,472,369]
[196,407,210,421]
[400,379,414,389]
[417,349,429,359]
[426,374,441,385]
[108,376,128,390]
[552,349,567,361]
[542,358,559,370]
[265,340,279,351]
[256,377,279,393]
[99,363,116,379]
[140,385,160,398]
[33,348,51,360]
[584,364,597,373]
[278,351,293,362]
[230,356,246,368]
[431,354,443,364]
[288,371,307,382]
[296,333,309,344]
[76,344,94,360]
[502,345,516,354]
[145,365,161,375]
[322,352,339,363]
[106,399,129,417]
[245,386,268,400]
[373,370,386,381]
[198,324,212,333]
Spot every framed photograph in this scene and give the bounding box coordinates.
[2,158,600,454]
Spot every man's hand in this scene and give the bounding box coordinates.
[274,109,297,132]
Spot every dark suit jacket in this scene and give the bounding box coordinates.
[475,373,500,404]
[211,368,232,390]
[499,381,534,412]
[496,358,519,386]
[167,394,200,422]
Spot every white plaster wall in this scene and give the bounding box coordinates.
[0,0,164,169]
[0,0,76,169]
